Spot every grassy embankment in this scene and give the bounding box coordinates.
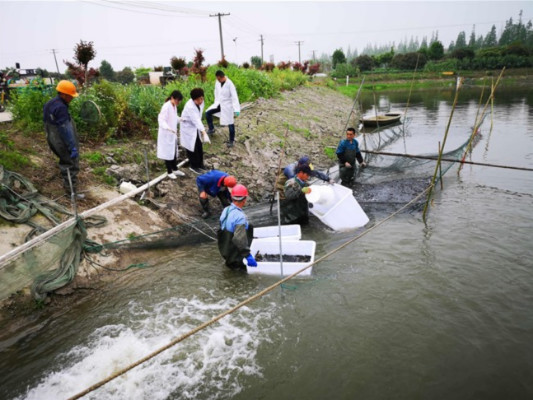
[335,67,531,97]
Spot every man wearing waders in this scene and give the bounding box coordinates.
[217,184,257,270]
[205,70,241,148]
[196,170,237,219]
[281,164,312,225]
[336,127,367,187]
[43,80,83,198]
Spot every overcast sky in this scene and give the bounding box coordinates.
[1,1,532,73]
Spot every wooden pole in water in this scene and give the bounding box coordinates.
[422,75,463,223]
[458,67,505,173]
[438,141,443,190]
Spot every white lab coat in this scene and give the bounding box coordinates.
[156,100,180,161]
[206,78,240,126]
[180,98,205,152]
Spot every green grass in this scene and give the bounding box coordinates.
[81,151,105,166]
[92,166,116,185]
[0,130,31,171]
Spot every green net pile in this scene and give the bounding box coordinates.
[0,166,104,301]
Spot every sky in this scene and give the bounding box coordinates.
[1,0,532,73]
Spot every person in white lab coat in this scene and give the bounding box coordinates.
[157,90,186,179]
[205,70,241,148]
[180,88,210,174]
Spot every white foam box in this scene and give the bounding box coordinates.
[247,239,316,277]
[307,183,369,231]
[253,224,301,241]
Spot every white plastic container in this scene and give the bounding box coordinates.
[247,239,316,277]
[253,224,301,241]
[119,181,137,194]
[307,183,369,231]
[305,185,335,206]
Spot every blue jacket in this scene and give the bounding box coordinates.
[336,138,363,165]
[283,161,329,182]
[43,95,71,125]
[220,203,249,232]
[196,170,230,198]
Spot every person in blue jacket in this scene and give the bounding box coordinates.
[196,170,237,218]
[336,127,367,187]
[43,80,83,198]
[217,184,257,271]
[276,155,332,195]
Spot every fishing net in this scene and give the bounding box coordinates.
[79,100,102,124]
[0,166,105,301]
[352,120,479,208]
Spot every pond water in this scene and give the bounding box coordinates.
[2,86,533,400]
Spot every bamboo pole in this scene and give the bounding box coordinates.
[422,76,464,222]
[458,67,505,173]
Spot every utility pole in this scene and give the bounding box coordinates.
[295,41,304,63]
[51,49,60,74]
[260,35,264,64]
[210,12,230,60]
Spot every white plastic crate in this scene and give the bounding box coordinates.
[306,183,369,231]
[247,239,316,277]
[253,224,301,241]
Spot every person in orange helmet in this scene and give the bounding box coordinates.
[196,170,237,219]
[217,184,257,270]
[43,80,84,198]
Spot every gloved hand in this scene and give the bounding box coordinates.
[201,131,211,144]
[328,178,335,184]
[70,147,79,159]
[234,111,240,117]
[360,162,367,168]
[245,254,257,267]
[301,187,311,194]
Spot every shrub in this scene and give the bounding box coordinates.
[9,84,55,132]
[331,63,358,78]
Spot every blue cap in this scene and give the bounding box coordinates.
[298,156,310,166]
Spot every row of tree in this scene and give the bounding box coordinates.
[325,12,533,75]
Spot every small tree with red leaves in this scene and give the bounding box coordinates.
[190,49,208,81]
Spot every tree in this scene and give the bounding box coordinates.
[116,67,134,84]
[469,25,477,48]
[331,48,346,69]
[455,31,467,49]
[170,57,187,73]
[419,36,428,51]
[250,56,262,69]
[74,40,96,87]
[190,49,207,81]
[99,60,115,81]
[390,52,427,70]
[484,25,498,47]
[353,55,374,72]
[428,41,444,60]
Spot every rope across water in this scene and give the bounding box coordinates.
[67,184,433,400]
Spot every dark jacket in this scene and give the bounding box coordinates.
[281,176,309,225]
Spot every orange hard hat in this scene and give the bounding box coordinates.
[56,80,79,97]
[231,184,248,200]
[224,175,237,188]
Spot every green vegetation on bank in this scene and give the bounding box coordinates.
[8,65,308,141]
[334,67,530,97]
